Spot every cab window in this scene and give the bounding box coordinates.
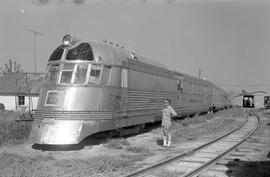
[66,43,94,61]
[49,46,64,61]
[74,64,88,84]
[60,63,75,84]
[100,65,111,85]
[48,64,59,83]
[89,65,101,84]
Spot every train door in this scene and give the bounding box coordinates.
[176,75,184,106]
[121,68,128,113]
[115,68,128,128]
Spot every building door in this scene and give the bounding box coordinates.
[243,95,254,108]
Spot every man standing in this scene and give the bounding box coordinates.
[161,98,177,147]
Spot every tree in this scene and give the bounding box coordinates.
[0,59,24,76]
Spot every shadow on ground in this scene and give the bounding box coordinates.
[156,138,164,147]
[225,159,270,177]
[31,134,107,151]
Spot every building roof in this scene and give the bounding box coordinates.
[246,91,267,95]
[0,72,46,96]
[235,91,269,97]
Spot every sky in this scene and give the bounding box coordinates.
[1,0,270,94]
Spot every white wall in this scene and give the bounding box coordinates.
[0,96,15,110]
[254,95,264,108]
[0,95,39,111]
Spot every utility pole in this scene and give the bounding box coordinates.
[198,68,201,79]
[27,29,43,73]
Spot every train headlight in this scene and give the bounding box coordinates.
[62,34,72,46]
[53,121,82,144]
[42,120,83,144]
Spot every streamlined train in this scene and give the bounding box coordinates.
[29,34,231,145]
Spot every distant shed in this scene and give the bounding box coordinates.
[0,72,46,111]
[232,91,268,108]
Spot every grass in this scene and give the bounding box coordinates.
[171,108,247,143]
[0,110,33,146]
[126,145,150,154]
[89,155,134,173]
[179,115,208,127]
[104,138,153,165]
[105,138,151,154]
[215,107,247,117]
[0,107,251,177]
[104,138,131,149]
[0,152,137,177]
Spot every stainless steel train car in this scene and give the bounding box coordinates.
[29,34,231,145]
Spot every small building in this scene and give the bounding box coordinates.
[0,72,46,111]
[232,91,268,108]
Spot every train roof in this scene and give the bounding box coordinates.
[90,40,226,92]
[88,40,169,70]
[173,70,228,93]
[173,70,212,84]
[52,35,169,70]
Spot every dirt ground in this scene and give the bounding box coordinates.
[0,108,269,177]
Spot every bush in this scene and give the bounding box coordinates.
[0,111,33,146]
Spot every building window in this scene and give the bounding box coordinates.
[18,96,25,105]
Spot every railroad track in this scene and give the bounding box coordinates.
[198,111,270,177]
[123,113,261,177]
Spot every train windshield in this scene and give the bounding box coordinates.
[49,46,64,61]
[66,43,94,61]
[58,63,102,84]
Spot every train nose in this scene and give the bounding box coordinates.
[29,119,83,145]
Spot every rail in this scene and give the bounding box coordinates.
[123,113,260,177]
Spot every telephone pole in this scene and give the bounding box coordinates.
[27,29,43,73]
